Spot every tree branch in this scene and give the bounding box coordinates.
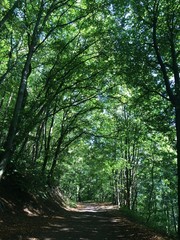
[152,3,175,105]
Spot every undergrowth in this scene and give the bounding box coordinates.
[119,207,177,240]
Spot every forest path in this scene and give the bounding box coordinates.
[0,202,169,240]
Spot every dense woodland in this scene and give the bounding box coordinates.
[0,0,179,238]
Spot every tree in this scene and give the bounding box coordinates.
[0,0,178,237]
[0,0,108,179]
[108,0,179,235]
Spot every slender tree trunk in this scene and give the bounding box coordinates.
[131,167,138,211]
[42,106,56,174]
[175,106,180,237]
[121,170,125,207]
[113,170,120,206]
[147,162,155,222]
[152,11,179,234]
[0,52,33,179]
[171,199,177,233]
[0,1,45,179]
[125,167,131,209]
[0,91,5,110]
[48,135,63,184]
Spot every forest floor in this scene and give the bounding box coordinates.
[0,182,174,240]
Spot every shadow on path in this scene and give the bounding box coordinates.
[0,203,169,240]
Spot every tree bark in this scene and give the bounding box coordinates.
[0,54,32,179]
[42,109,56,174]
[152,4,179,234]
[0,1,44,179]
[175,106,180,237]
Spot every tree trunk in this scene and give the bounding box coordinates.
[48,134,63,185]
[0,1,45,179]
[147,162,155,222]
[42,106,56,174]
[125,167,131,209]
[171,199,177,233]
[0,56,32,179]
[175,106,180,237]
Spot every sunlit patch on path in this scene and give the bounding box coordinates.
[0,202,170,240]
[74,202,119,212]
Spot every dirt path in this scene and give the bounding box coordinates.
[0,203,170,240]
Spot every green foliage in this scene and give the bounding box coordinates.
[0,0,178,237]
[119,207,174,237]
